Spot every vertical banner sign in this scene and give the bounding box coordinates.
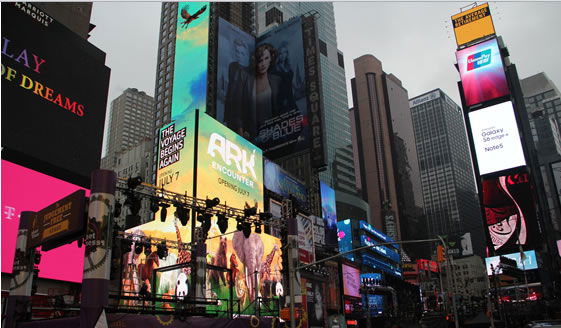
[297,213,315,264]
[171,2,209,118]
[320,182,338,246]
[302,15,326,169]
[451,3,496,48]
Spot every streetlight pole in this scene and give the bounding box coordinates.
[435,235,459,328]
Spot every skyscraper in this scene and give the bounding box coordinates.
[102,88,155,175]
[256,2,367,219]
[350,54,424,257]
[409,88,485,257]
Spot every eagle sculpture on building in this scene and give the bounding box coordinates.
[180,5,207,29]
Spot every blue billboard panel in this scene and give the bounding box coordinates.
[321,182,338,246]
[360,235,401,264]
[337,219,354,261]
[362,254,402,277]
[485,250,538,275]
[359,220,399,249]
[264,159,307,206]
[363,294,385,316]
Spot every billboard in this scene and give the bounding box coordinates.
[297,213,315,264]
[171,2,209,118]
[2,160,86,283]
[264,159,308,206]
[445,232,474,258]
[312,215,325,246]
[215,17,256,137]
[321,182,338,246]
[254,17,310,158]
[342,264,361,298]
[481,172,540,254]
[325,261,341,310]
[1,2,110,187]
[469,101,526,175]
[337,219,354,261]
[451,3,496,47]
[359,220,399,249]
[360,235,401,263]
[485,250,538,275]
[304,280,326,328]
[456,38,509,107]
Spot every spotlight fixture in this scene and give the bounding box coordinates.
[160,203,170,222]
[205,197,220,208]
[134,239,144,255]
[197,212,212,223]
[143,240,152,256]
[202,216,212,235]
[259,212,272,221]
[216,213,228,234]
[244,206,257,217]
[175,204,190,226]
[242,221,252,239]
[156,241,168,259]
[121,238,133,253]
[236,216,243,231]
[34,252,42,265]
[127,176,143,190]
[124,195,141,216]
[150,198,160,213]
[114,200,122,218]
[254,223,262,234]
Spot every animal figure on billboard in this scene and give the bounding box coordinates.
[176,272,189,300]
[179,4,207,29]
[174,219,192,276]
[232,230,264,303]
[138,251,159,294]
[209,236,228,286]
[260,244,279,299]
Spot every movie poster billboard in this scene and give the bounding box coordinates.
[456,38,509,107]
[305,280,326,328]
[321,182,338,246]
[481,172,540,255]
[468,101,526,175]
[264,159,308,207]
[1,160,87,283]
[254,16,310,157]
[171,2,209,118]
[215,17,256,136]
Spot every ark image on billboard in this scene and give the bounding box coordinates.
[321,182,338,246]
[451,3,496,47]
[481,172,540,255]
[456,38,510,108]
[171,2,209,119]
[469,101,526,176]
[2,160,87,283]
[1,2,110,187]
[264,159,308,207]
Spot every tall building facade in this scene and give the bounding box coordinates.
[350,54,425,258]
[521,72,561,236]
[102,88,155,177]
[409,89,485,257]
[256,2,368,220]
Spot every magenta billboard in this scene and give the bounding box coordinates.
[2,160,86,283]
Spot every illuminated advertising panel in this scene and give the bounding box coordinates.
[297,213,315,264]
[359,219,399,249]
[481,172,539,255]
[362,254,402,277]
[451,3,496,47]
[321,182,338,246]
[325,261,341,310]
[456,38,509,107]
[360,235,401,263]
[304,280,326,327]
[215,17,256,135]
[363,294,385,316]
[485,250,538,275]
[417,259,439,273]
[2,160,86,283]
[342,264,361,298]
[254,17,310,157]
[1,2,110,187]
[469,101,526,175]
[337,219,354,261]
[264,159,308,206]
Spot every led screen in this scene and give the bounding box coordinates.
[325,261,340,310]
[359,220,399,249]
[1,2,110,187]
[305,279,325,327]
[485,250,538,275]
[456,38,509,107]
[451,3,495,47]
[1,160,87,283]
[360,235,400,263]
[337,219,354,261]
[481,172,539,255]
[264,159,307,207]
[342,264,361,298]
[321,182,338,246]
[469,101,526,175]
[171,2,209,118]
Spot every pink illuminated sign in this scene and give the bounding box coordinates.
[342,264,361,298]
[1,160,87,283]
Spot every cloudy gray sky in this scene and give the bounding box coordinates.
[88,2,561,154]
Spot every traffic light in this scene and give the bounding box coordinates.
[437,245,445,262]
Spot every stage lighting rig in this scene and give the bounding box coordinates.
[174,204,190,226]
[114,200,122,218]
[124,194,141,216]
[254,223,262,234]
[216,213,228,234]
[205,197,220,208]
[134,239,144,255]
[150,197,160,213]
[236,216,243,231]
[121,238,133,253]
[259,212,272,221]
[242,221,252,239]
[156,241,168,259]
[160,203,170,222]
[244,206,257,217]
[127,176,143,190]
[143,239,152,256]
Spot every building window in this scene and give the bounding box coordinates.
[337,52,345,69]
[319,39,327,56]
[265,7,283,26]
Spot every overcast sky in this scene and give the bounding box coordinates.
[88,2,561,154]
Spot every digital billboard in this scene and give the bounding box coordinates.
[485,250,538,275]
[254,16,310,158]
[451,3,496,47]
[481,172,539,255]
[304,279,326,327]
[2,160,87,283]
[321,182,338,246]
[469,101,526,175]
[264,159,307,206]
[215,17,256,137]
[456,38,509,107]
[325,261,341,310]
[1,2,110,187]
[297,213,315,264]
[359,220,399,249]
[360,235,401,264]
[171,2,209,118]
[337,219,354,261]
[342,264,361,298]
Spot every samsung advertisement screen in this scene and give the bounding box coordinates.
[469,101,526,175]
